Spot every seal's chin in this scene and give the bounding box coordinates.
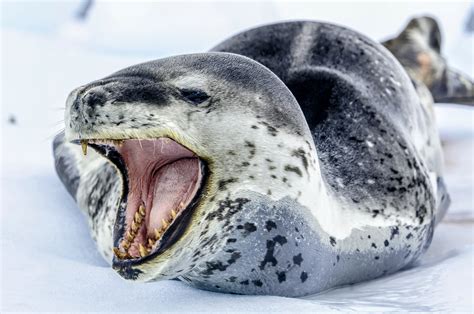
[75,137,207,265]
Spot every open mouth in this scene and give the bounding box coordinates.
[76,137,207,264]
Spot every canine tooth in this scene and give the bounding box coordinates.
[139,205,146,216]
[139,244,148,257]
[154,228,161,239]
[161,219,169,229]
[81,140,88,155]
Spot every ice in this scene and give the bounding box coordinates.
[1,1,472,311]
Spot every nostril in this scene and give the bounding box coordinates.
[83,91,107,108]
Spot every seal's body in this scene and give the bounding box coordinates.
[53,19,472,296]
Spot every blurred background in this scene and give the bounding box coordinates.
[1,0,473,312]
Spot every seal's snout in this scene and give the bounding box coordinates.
[65,84,110,135]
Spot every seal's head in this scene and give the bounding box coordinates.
[65,53,321,281]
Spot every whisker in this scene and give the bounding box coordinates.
[44,128,65,141]
[50,120,65,127]
[134,130,143,150]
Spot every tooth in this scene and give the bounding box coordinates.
[114,139,124,147]
[162,219,169,229]
[154,228,161,239]
[113,247,127,259]
[139,244,148,257]
[148,238,155,247]
[131,221,139,233]
[134,211,143,224]
[171,209,177,219]
[121,240,131,250]
[81,139,88,155]
[139,205,146,216]
[126,231,134,242]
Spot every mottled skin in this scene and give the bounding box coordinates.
[53,19,470,296]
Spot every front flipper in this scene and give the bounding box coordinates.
[53,131,120,262]
[383,16,473,105]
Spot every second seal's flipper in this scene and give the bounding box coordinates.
[383,16,474,105]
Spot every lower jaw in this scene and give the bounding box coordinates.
[112,158,208,266]
[80,137,209,266]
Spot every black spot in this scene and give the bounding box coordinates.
[291,149,309,171]
[240,280,249,285]
[390,226,399,240]
[276,271,286,283]
[259,235,287,270]
[284,165,303,177]
[384,240,389,247]
[300,271,308,283]
[218,178,238,191]
[243,222,257,234]
[252,280,263,287]
[203,261,228,275]
[374,256,380,260]
[244,141,256,158]
[293,253,303,266]
[227,252,242,265]
[265,220,277,231]
[226,238,236,243]
[274,235,287,245]
[205,198,250,222]
[329,236,337,246]
[371,243,377,249]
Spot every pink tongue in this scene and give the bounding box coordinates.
[147,158,200,237]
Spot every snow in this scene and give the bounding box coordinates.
[1,1,473,312]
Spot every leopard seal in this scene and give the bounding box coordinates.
[53,19,471,297]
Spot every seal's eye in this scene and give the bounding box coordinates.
[180,89,210,104]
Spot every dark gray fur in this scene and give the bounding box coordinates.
[212,20,449,224]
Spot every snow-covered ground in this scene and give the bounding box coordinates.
[1,1,473,312]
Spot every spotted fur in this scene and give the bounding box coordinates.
[53,20,455,296]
